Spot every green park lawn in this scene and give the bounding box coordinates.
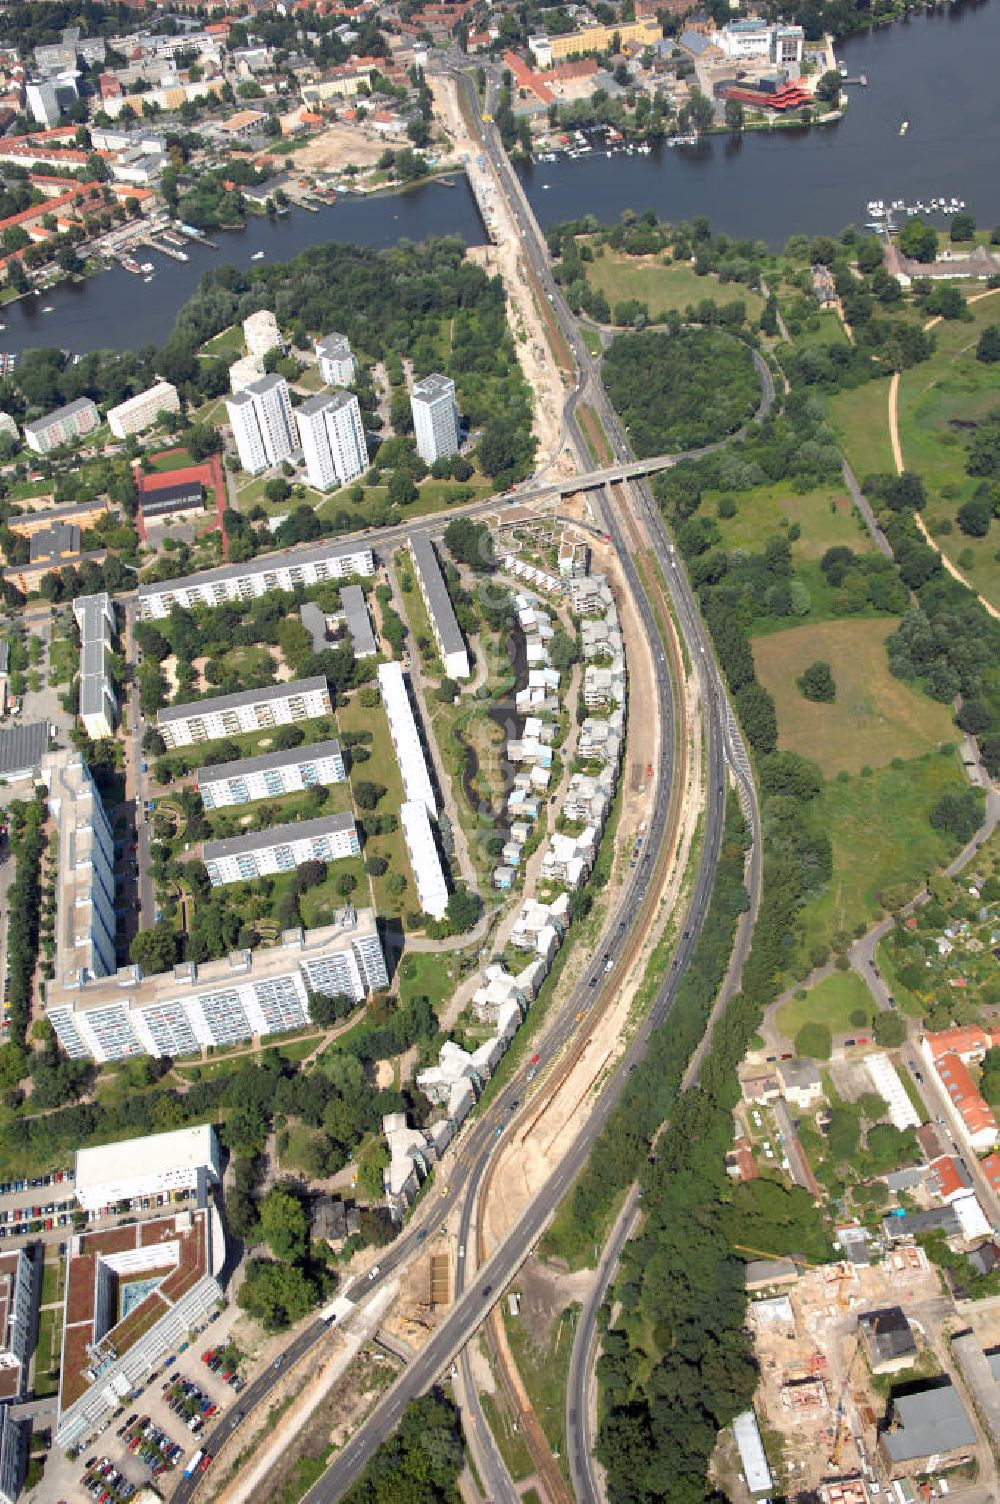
[200,325,245,359]
[336,694,415,920]
[712,482,872,560]
[148,448,196,473]
[773,971,875,1043]
[585,250,765,323]
[396,951,458,1013]
[895,287,1000,608]
[753,617,954,777]
[825,380,896,481]
[795,748,975,965]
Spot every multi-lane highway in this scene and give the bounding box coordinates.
[180,63,766,1504]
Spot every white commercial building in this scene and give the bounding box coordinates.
[400,800,449,920]
[73,592,117,741]
[377,661,437,812]
[410,372,460,465]
[718,18,803,64]
[157,676,332,750]
[204,811,360,886]
[407,532,470,679]
[243,308,282,361]
[865,1052,921,1133]
[137,538,374,619]
[296,389,367,490]
[106,380,180,439]
[196,738,346,810]
[226,374,296,474]
[315,332,356,386]
[46,908,388,1063]
[74,1123,221,1212]
[23,396,99,455]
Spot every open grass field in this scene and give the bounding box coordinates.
[200,325,245,358]
[148,448,196,473]
[336,693,414,919]
[585,251,765,323]
[825,380,896,481]
[753,618,954,776]
[712,482,872,560]
[504,1300,580,1482]
[396,951,458,1013]
[773,971,875,1043]
[896,288,1000,608]
[796,748,973,962]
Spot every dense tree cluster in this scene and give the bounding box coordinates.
[343,1394,463,1504]
[4,795,47,1047]
[602,329,759,455]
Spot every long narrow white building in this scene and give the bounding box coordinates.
[377,661,437,812]
[296,390,367,491]
[73,592,117,740]
[157,677,332,750]
[401,800,449,919]
[408,532,470,679]
[137,539,374,620]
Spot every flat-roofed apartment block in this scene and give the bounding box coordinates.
[73,591,117,740]
[296,389,367,491]
[407,532,470,679]
[157,676,332,750]
[0,1400,29,1504]
[42,749,118,988]
[196,738,345,810]
[137,538,374,620]
[0,1248,39,1403]
[226,373,296,475]
[74,1124,221,1212]
[106,379,179,439]
[45,908,388,1062]
[23,396,99,455]
[55,1203,226,1449]
[410,373,460,465]
[341,584,377,658]
[400,800,449,919]
[8,497,111,538]
[315,332,356,386]
[377,661,437,811]
[203,811,360,886]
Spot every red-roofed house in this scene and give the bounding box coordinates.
[922,1025,1000,1066]
[981,1152,1000,1194]
[504,49,554,106]
[929,1154,972,1203]
[933,1051,997,1154]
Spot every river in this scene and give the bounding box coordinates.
[2,0,997,356]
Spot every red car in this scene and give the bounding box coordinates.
[199,1454,213,1471]
[529,1053,540,1066]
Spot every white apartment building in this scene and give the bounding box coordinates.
[196,738,346,810]
[157,677,332,750]
[226,374,296,474]
[203,812,360,886]
[106,380,180,439]
[73,592,117,740]
[137,538,374,619]
[410,373,460,465]
[243,308,282,361]
[296,390,367,491]
[400,800,449,919]
[74,1123,221,1212]
[315,332,356,386]
[46,909,388,1062]
[42,750,117,988]
[23,397,99,455]
[229,354,263,393]
[407,532,470,679]
[718,18,804,64]
[377,661,437,812]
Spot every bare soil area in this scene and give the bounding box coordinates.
[290,122,406,172]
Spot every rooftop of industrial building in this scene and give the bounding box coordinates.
[196,736,342,787]
[75,1124,218,1195]
[0,720,48,777]
[157,675,329,726]
[203,810,355,861]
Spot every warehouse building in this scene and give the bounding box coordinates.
[137,539,374,619]
[196,739,346,810]
[137,477,205,523]
[157,677,332,749]
[879,1382,976,1476]
[0,721,49,782]
[74,1124,221,1212]
[407,532,470,679]
[400,800,449,920]
[45,908,388,1062]
[377,661,436,812]
[203,811,360,886]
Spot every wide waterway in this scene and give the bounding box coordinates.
[2,0,997,356]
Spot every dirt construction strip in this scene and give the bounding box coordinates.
[888,287,1000,620]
